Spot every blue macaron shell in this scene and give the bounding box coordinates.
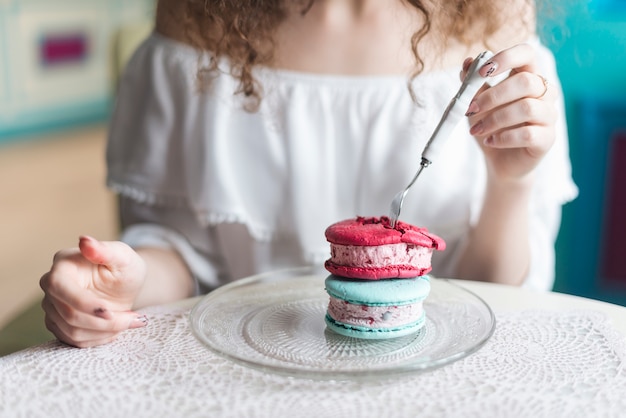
[324,275,431,306]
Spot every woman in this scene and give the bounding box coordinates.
[40,0,577,347]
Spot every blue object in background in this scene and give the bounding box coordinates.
[556,95,626,305]
[539,0,626,304]
[591,0,626,15]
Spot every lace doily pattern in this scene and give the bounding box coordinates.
[1,308,625,418]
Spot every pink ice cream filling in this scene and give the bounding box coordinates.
[329,243,433,269]
[327,297,424,328]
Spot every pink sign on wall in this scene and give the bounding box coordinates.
[40,32,88,66]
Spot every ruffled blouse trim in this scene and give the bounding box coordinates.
[108,181,188,208]
[196,211,276,242]
[109,180,278,242]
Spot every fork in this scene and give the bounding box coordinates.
[388,50,506,228]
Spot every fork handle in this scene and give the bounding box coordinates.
[421,50,507,164]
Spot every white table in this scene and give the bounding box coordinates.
[1,277,625,418]
[458,279,626,334]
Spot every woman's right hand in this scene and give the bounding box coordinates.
[40,236,148,348]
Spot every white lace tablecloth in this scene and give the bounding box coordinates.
[1,302,626,418]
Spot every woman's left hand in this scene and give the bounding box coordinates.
[461,43,556,183]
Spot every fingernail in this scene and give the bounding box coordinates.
[481,61,498,77]
[130,315,148,329]
[460,58,473,80]
[465,101,479,117]
[470,121,484,135]
[79,235,95,244]
[94,308,112,320]
[462,57,473,73]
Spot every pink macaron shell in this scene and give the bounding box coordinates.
[325,216,446,250]
[324,260,432,280]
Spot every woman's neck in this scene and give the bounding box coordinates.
[272,1,422,75]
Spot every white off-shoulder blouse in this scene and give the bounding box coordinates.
[107,32,578,293]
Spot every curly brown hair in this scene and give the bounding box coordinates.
[182,0,534,109]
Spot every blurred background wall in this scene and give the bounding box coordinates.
[0,0,154,140]
[0,0,155,354]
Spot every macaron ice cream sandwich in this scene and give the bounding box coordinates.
[324,216,445,280]
[323,216,445,339]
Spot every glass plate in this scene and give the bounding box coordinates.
[190,266,495,380]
